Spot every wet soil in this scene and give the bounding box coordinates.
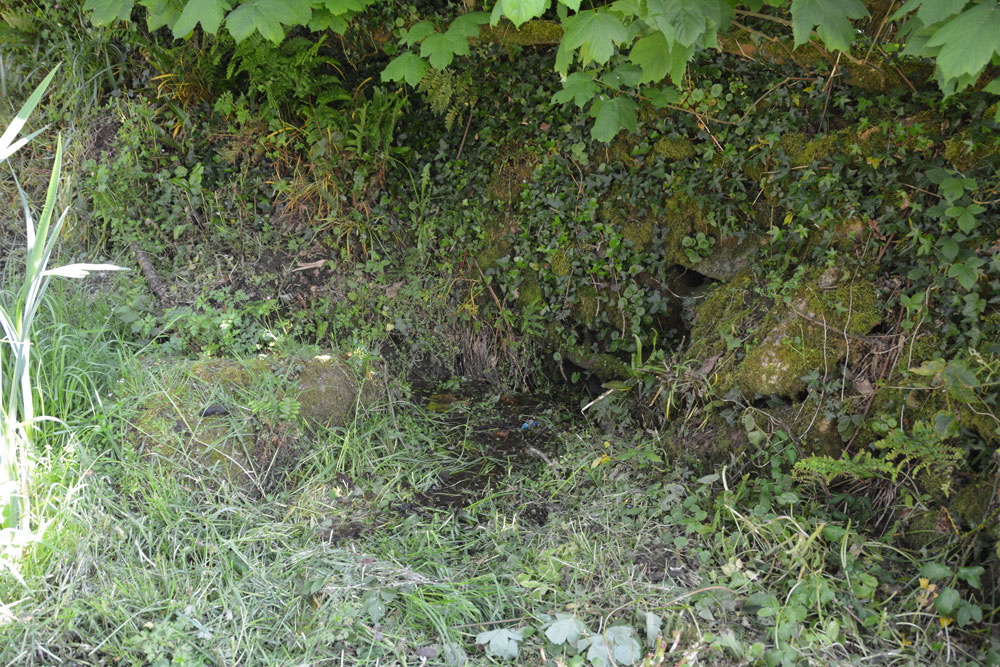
[316,379,579,542]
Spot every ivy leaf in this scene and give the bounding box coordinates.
[172,0,230,37]
[556,9,628,75]
[381,52,428,86]
[544,614,587,646]
[558,0,581,11]
[420,28,470,69]
[491,0,548,28]
[926,3,1000,84]
[552,72,598,108]
[589,96,638,143]
[476,627,524,660]
[226,0,311,43]
[791,0,868,52]
[630,31,692,86]
[83,0,134,25]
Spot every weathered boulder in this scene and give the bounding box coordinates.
[688,268,881,398]
[127,352,381,493]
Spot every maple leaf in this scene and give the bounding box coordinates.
[556,9,628,75]
[381,53,428,86]
[83,0,134,25]
[791,0,868,52]
[630,30,692,86]
[589,96,638,143]
[172,0,231,37]
[226,0,311,43]
[420,29,470,69]
[927,3,1000,83]
[552,72,598,108]
[491,0,548,28]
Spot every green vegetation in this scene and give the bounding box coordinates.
[1,1,999,664]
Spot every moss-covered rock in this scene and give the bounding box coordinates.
[474,214,517,271]
[661,414,748,470]
[778,132,839,168]
[943,132,1000,172]
[478,19,562,46]
[563,343,631,380]
[488,148,538,203]
[686,275,761,394]
[773,399,844,458]
[517,274,544,308]
[127,353,381,493]
[738,271,881,397]
[653,136,696,161]
[687,270,881,399]
[622,215,654,252]
[296,353,381,428]
[689,234,760,281]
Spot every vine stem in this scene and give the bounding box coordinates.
[455,104,474,161]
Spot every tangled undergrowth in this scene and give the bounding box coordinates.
[1,1,998,664]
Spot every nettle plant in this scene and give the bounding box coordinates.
[84,1,1000,142]
[0,68,125,567]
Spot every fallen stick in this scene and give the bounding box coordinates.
[131,240,172,307]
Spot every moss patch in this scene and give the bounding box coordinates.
[653,136,696,161]
[737,271,881,397]
[479,19,562,46]
[127,353,382,493]
[295,353,381,428]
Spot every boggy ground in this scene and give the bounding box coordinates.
[1,333,995,665]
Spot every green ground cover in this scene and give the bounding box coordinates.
[1,1,998,664]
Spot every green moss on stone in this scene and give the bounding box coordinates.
[943,133,1000,172]
[296,353,378,428]
[488,150,538,203]
[550,249,572,276]
[778,132,838,168]
[479,19,562,46]
[563,343,630,379]
[659,195,706,266]
[622,216,654,251]
[653,136,695,161]
[952,481,999,537]
[517,275,543,308]
[575,285,599,325]
[737,271,881,397]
